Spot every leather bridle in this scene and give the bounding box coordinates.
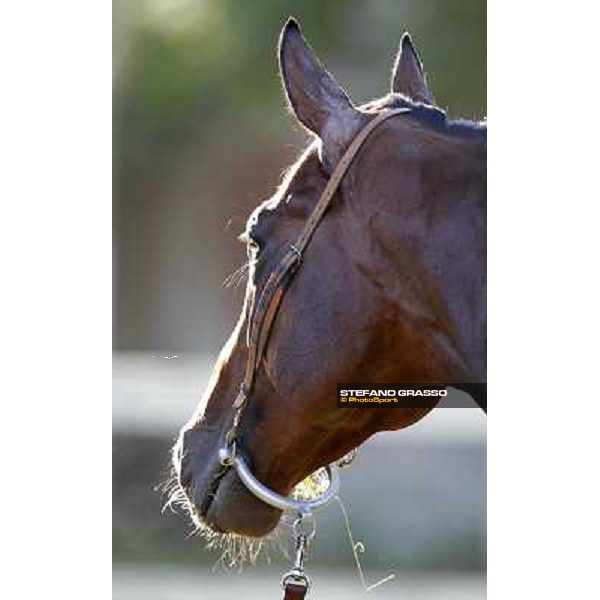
[216,108,411,597]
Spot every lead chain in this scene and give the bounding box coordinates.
[281,512,316,593]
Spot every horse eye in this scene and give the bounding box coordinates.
[238,231,255,247]
[245,237,261,258]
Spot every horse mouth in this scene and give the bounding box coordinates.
[186,455,283,538]
[194,461,230,532]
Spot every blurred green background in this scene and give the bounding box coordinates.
[113,1,486,598]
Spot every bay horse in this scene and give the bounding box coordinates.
[171,19,486,546]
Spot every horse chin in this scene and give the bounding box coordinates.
[203,468,282,538]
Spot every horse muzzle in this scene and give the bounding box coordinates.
[177,428,283,537]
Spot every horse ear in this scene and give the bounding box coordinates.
[278,18,364,168]
[391,33,434,104]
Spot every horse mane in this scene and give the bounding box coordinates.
[361,93,487,140]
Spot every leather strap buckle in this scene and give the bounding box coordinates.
[289,243,302,263]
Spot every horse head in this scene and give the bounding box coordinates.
[172,19,486,541]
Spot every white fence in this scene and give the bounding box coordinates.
[112,352,487,443]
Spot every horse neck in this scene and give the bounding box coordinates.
[356,136,487,382]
